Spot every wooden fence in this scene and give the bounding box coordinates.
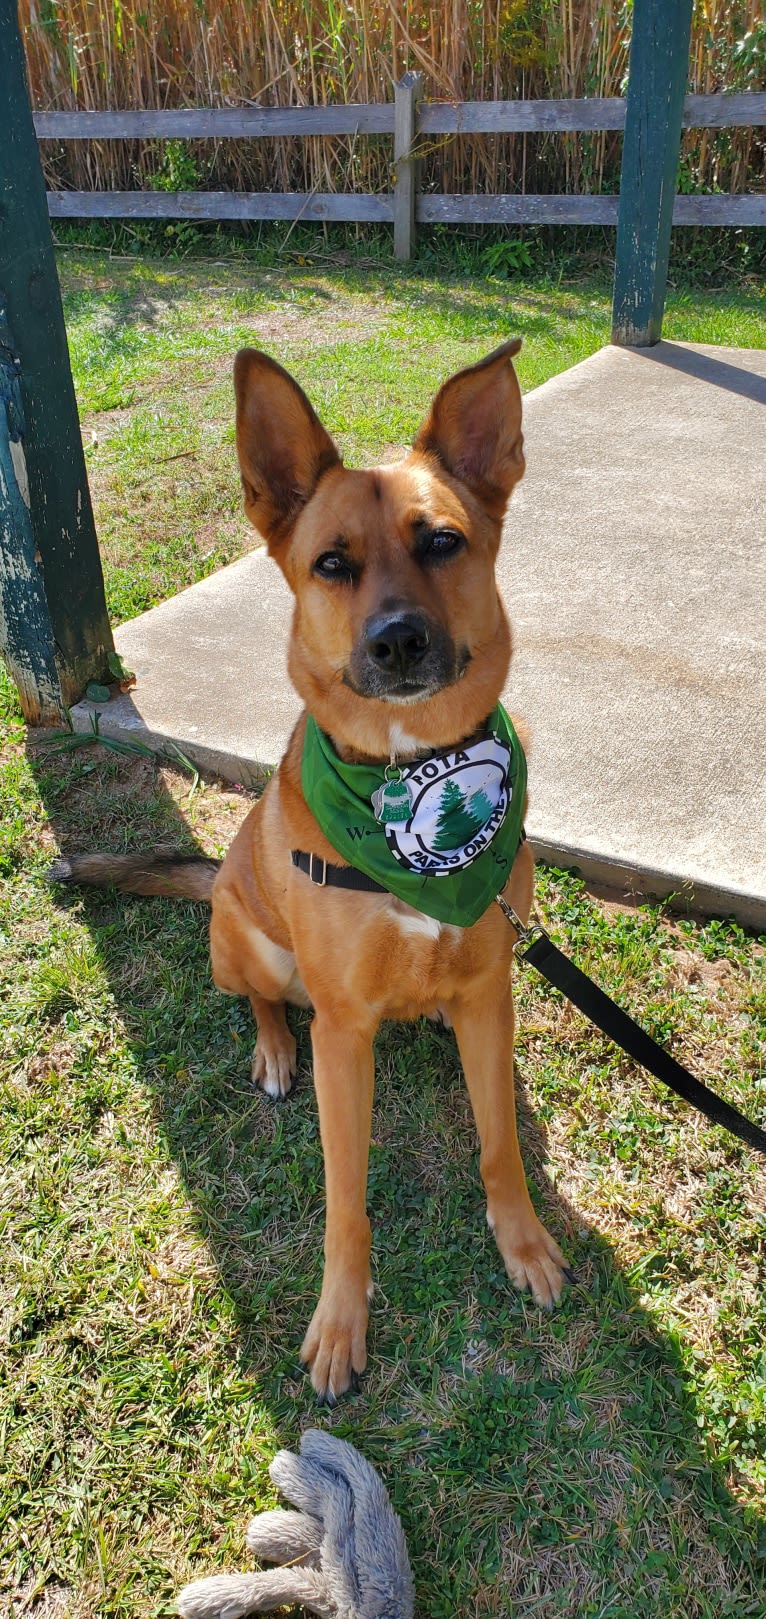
[35,84,766,261]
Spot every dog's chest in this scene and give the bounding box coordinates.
[386,904,456,946]
[364,897,467,1018]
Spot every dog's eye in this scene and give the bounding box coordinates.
[313,551,355,582]
[421,529,466,563]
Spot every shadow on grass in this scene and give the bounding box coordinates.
[58,252,603,356]
[27,735,766,1618]
[58,246,766,343]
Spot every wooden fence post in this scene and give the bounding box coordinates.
[393,72,423,262]
[611,0,693,346]
[0,0,113,722]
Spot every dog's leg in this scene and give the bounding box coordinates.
[211,889,306,1098]
[450,977,569,1308]
[248,992,298,1100]
[299,1011,376,1403]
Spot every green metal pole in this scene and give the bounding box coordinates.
[611,0,693,347]
[0,0,113,722]
[1,299,66,723]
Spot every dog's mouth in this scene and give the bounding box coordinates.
[374,678,436,705]
[342,669,441,704]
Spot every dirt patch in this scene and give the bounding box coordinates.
[157,762,255,854]
[128,281,388,353]
[25,1043,79,1085]
[244,298,387,348]
[79,292,385,432]
[11,1580,76,1619]
[80,405,134,439]
[26,737,255,867]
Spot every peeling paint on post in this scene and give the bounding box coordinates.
[0,305,65,723]
[0,0,113,718]
[612,0,694,347]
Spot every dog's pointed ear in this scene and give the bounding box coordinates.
[234,349,341,551]
[413,339,525,513]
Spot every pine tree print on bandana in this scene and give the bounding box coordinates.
[468,787,495,825]
[433,779,488,850]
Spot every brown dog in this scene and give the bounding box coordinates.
[55,342,569,1401]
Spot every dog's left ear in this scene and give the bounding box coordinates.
[234,349,341,552]
[414,339,525,514]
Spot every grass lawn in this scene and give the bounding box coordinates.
[2,250,765,1618]
[59,250,766,625]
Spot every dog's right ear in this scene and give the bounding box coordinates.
[234,350,341,552]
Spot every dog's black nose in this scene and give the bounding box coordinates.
[363,612,431,677]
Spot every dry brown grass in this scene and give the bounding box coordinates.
[19,0,766,200]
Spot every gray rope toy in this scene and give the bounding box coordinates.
[177,1429,415,1619]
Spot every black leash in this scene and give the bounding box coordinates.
[496,893,766,1157]
[292,845,766,1156]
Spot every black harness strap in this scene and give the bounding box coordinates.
[291,849,387,893]
[292,830,526,896]
[516,923,766,1157]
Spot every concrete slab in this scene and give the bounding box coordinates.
[72,340,766,927]
[82,547,300,786]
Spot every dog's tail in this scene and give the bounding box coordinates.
[48,852,220,902]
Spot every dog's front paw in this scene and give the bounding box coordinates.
[300,1284,371,1404]
[251,1026,297,1099]
[490,1210,570,1310]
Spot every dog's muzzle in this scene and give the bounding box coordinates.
[345,609,459,702]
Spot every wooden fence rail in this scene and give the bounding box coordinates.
[421,92,766,133]
[45,190,766,227]
[32,91,766,139]
[34,88,766,261]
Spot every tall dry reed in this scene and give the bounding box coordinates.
[19,0,765,200]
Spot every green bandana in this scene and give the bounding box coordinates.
[301,703,527,927]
